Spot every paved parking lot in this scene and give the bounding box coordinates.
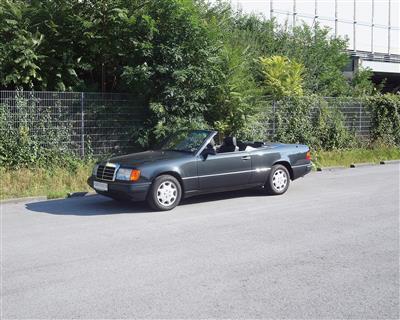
[1,165,399,319]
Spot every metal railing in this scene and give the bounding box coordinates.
[0,91,371,157]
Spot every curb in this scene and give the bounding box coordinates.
[350,162,375,168]
[1,191,96,205]
[0,196,47,205]
[67,191,96,198]
[316,166,346,171]
[380,159,400,165]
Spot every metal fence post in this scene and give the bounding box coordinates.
[272,100,276,136]
[359,101,362,134]
[80,92,85,158]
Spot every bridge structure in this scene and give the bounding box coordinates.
[234,0,400,92]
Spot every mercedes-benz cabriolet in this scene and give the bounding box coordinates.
[88,130,312,211]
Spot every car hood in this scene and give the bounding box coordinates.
[106,150,189,167]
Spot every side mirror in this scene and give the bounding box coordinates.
[201,143,216,159]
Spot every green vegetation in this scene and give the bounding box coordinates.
[272,96,358,150]
[0,0,381,143]
[0,162,93,200]
[259,55,304,99]
[0,92,82,169]
[313,147,400,168]
[366,94,400,146]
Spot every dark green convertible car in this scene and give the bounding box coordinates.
[88,130,311,211]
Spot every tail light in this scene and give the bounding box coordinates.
[306,150,311,161]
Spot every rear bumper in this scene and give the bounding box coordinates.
[87,176,151,201]
[292,163,312,180]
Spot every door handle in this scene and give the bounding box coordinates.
[241,156,251,160]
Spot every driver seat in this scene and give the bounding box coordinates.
[218,136,238,153]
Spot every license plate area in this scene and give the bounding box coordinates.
[93,181,108,192]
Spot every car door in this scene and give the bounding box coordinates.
[197,151,252,190]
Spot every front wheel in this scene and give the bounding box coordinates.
[147,175,182,211]
[264,164,290,195]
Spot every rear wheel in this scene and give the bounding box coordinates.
[147,175,182,211]
[264,164,290,195]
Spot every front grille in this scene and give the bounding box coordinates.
[96,164,117,181]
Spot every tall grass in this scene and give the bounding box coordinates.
[313,147,400,168]
[0,163,94,200]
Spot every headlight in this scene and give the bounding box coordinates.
[116,168,141,181]
[116,168,132,181]
[92,164,99,176]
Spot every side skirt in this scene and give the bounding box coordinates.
[183,183,263,199]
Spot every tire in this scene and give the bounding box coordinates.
[264,164,290,195]
[147,175,182,211]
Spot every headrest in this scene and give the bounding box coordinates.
[253,141,264,148]
[223,136,237,147]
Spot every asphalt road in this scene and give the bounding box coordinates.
[2,165,399,319]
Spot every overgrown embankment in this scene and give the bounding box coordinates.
[0,163,93,200]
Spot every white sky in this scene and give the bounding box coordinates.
[223,0,399,54]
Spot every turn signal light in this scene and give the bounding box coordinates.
[130,169,141,181]
[306,151,311,161]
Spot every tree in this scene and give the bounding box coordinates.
[202,3,357,97]
[121,0,224,143]
[259,55,304,99]
[351,68,377,96]
[0,0,44,89]
[0,0,225,145]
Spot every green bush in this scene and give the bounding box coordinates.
[272,96,357,150]
[0,93,84,169]
[312,101,357,149]
[366,94,400,146]
[259,55,304,99]
[272,97,315,146]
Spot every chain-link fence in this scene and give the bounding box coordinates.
[0,90,372,157]
[267,98,371,137]
[0,91,146,157]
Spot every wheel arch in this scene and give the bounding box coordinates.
[153,171,185,194]
[272,161,294,180]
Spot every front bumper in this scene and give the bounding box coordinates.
[87,176,151,201]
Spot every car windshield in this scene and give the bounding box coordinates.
[160,130,211,153]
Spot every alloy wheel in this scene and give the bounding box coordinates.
[272,169,288,192]
[156,181,178,206]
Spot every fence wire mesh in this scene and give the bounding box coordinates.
[267,98,371,138]
[0,91,145,156]
[0,91,371,157]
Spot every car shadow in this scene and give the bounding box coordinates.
[25,194,151,216]
[25,189,267,216]
[180,188,266,206]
